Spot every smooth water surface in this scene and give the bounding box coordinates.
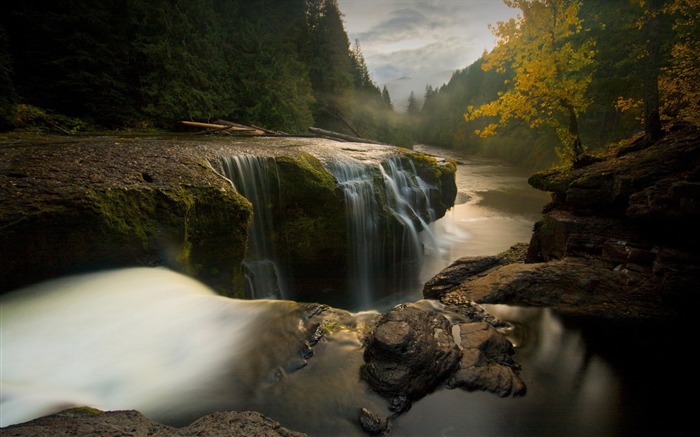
[415,144,551,284]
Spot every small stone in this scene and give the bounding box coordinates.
[359,407,390,436]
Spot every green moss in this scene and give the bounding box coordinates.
[86,187,160,249]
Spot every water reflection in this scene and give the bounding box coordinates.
[394,305,690,437]
[415,145,550,283]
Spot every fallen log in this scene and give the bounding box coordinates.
[308,127,384,145]
[180,120,264,135]
[180,121,228,130]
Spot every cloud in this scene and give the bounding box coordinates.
[338,0,518,106]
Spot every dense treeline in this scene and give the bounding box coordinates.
[414,0,699,169]
[2,0,697,169]
[0,0,407,144]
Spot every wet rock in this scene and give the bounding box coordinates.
[448,322,526,397]
[359,407,390,436]
[361,304,461,401]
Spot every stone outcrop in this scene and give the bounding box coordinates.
[0,135,456,298]
[425,127,700,321]
[0,407,308,437]
[359,300,525,433]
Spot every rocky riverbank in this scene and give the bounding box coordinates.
[425,126,700,322]
[3,128,698,436]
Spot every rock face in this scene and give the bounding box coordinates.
[360,300,525,426]
[0,408,308,437]
[425,127,700,321]
[0,135,456,298]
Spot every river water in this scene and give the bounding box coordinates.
[0,147,690,436]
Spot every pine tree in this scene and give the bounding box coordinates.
[382,85,393,110]
[407,91,420,115]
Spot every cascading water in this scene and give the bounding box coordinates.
[326,160,382,309]
[217,155,287,299]
[326,156,438,308]
[379,157,439,295]
[0,267,387,435]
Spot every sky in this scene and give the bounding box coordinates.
[337,0,519,110]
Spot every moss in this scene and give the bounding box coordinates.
[63,406,104,416]
[86,187,161,250]
[84,183,253,297]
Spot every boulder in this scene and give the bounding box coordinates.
[361,300,526,419]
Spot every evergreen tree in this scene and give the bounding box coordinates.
[406,91,420,116]
[305,0,355,130]
[382,85,393,110]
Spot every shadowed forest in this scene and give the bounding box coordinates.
[1,0,698,169]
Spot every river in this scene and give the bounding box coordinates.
[0,148,689,436]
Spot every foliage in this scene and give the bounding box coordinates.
[0,0,398,139]
[0,24,17,130]
[659,0,700,127]
[464,0,597,163]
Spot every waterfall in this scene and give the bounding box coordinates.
[217,155,286,300]
[326,160,382,309]
[0,267,386,435]
[216,153,439,309]
[379,157,438,294]
[327,156,438,308]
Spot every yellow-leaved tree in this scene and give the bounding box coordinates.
[660,0,700,127]
[465,0,596,163]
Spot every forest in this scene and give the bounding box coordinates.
[1,0,698,169]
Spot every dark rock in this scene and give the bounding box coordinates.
[361,304,461,400]
[428,125,700,322]
[423,256,502,299]
[358,407,390,436]
[447,322,525,397]
[360,300,526,418]
[424,243,530,299]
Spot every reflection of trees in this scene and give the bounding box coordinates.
[484,305,618,434]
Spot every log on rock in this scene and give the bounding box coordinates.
[180,120,266,135]
[308,127,384,145]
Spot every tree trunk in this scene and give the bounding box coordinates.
[567,104,584,159]
[643,0,663,142]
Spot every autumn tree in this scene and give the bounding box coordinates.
[465,0,596,163]
[660,0,700,127]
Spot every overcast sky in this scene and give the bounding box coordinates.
[337,0,518,109]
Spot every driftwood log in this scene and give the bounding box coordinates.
[308,127,384,145]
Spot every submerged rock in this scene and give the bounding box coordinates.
[358,407,391,436]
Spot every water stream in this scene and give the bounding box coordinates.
[1,149,689,435]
